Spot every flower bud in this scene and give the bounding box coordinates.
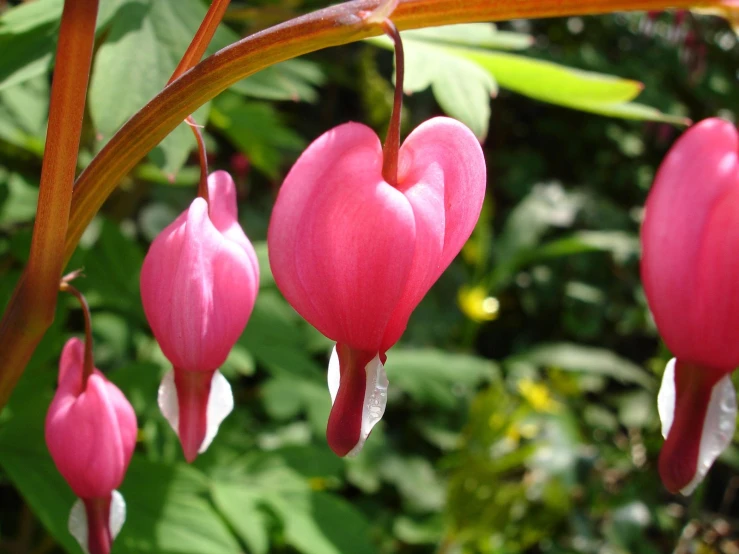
[45,338,136,554]
[140,171,259,461]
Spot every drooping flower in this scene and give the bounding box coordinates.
[140,170,259,462]
[46,338,137,554]
[268,117,486,456]
[641,117,739,494]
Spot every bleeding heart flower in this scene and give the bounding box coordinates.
[140,170,259,462]
[268,117,486,456]
[641,117,739,495]
[46,338,137,554]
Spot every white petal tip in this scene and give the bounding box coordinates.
[199,370,234,454]
[328,346,340,404]
[347,354,389,458]
[68,491,126,554]
[657,358,677,439]
[68,498,89,554]
[158,368,233,455]
[680,374,737,495]
[158,369,179,434]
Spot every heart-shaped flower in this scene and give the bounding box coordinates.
[268,117,486,456]
[642,117,739,494]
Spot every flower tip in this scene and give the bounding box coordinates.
[657,358,737,495]
[158,368,234,463]
[326,345,388,458]
[68,492,126,554]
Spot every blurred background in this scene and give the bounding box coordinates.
[0,1,738,553]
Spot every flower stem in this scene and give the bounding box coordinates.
[168,0,232,85]
[59,280,94,386]
[0,0,98,408]
[187,117,210,203]
[169,0,231,203]
[381,19,403,187]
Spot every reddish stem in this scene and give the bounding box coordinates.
[0,0,98,408]
[169,0,231,204]
[174,369,214,463]
[168,0,232,85]
[59,282,94,386]
[83,496,112,554]
[381,19,404,187]
[187,117,210,203]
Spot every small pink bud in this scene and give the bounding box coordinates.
[140,171,259,460]
[642,118,739,494]
[268,117,486,456]
[45,338,136,554]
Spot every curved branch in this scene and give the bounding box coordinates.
[64,0,720,263]
[0,0,724,409]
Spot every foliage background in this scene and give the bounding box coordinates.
[0,1,738,553]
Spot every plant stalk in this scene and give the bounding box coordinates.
[0,0,98,408]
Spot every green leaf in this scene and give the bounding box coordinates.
[379,455,446,512]
[388,348,497,408]
[451,48,687,125]
[82,217,145,318]
[240,290,326,378]
[118,459,242,554]
[231,59,326,103]
[0,0,62,33]
[261,376,330,434]
[88,0,237,176]
[509,343,654,389]
[0,16,57,92]
[0,0,143,92]
[403,23,533,51]
[371,24,686,129]
[211,95,305,179]
[268,490,378,554]
[211,483,271,554]
[0,173,39,225]
[369,35,495,140]
[0,74,47,154]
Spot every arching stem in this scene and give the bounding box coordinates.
[187,117,210,203]
[168,0,231,204]
[59,276,94,385]
[381,19,404,187]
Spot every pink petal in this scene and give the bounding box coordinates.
[207,171,260,288]
[268,123,417,351]
[642,118,739,368]
[381,117,486,350]
[45,340,137,499]
[141,196,258,371]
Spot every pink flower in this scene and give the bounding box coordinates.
[140,170,259,461]
[45,338,137,554]
[268,117,486,456]
[641,117,739,494]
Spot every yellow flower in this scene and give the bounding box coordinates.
[518,378,561,414]
[458,285,499,322]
